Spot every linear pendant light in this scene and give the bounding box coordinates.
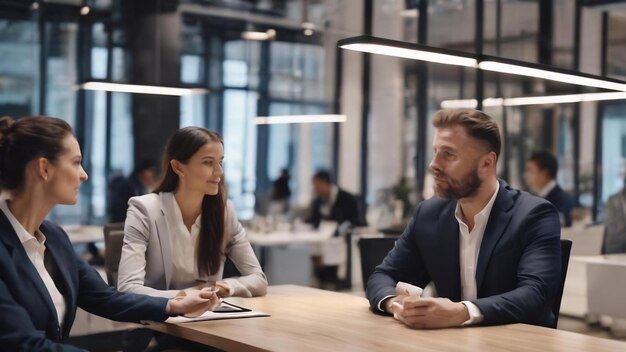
[338,35,626,92]
[478,61,626,91]
[78,82,209,96]
[255,114,347,125]
[339,36,477,67]
[441,91,626,108]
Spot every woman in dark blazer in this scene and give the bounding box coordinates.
[0,116,219,351]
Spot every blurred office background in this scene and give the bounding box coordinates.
[1,0,626,344]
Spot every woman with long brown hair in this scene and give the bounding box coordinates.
[0,116,219,351]
[117,127,267,298]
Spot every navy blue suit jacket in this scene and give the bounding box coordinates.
[366,180,562,327]
[309,189,366,228]
[0,212,169,351]
[545,184,574,227]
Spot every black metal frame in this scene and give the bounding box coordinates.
[359,0,373,203]
[414,0,428,201]
[592,11,610,222]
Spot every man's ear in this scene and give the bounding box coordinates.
[481,151,497,173]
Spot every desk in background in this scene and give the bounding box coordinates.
[147,285,626,352]
[245,226,336,286]
[246,228,334,246]
[62,225,104,244]
[575,254,626,325]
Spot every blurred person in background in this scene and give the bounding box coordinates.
[525,151,574,227]
[603,179,626,254]
[108,158,157,223]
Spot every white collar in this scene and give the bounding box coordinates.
[329,185,339,205]
[454,181,500,227]
[163,192,201,228]
[0,199,45,245]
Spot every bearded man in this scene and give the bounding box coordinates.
[366,109,562,329]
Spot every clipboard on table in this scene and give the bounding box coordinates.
[164,300,270,323]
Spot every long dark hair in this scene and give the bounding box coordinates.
[0,116,73,192]
[154,127,226,277]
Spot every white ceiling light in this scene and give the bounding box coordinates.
[478,61,626,92]
[302,22,315,36]
[338,36,626,92]
[440,99,478,109]
[241,29,276,41]
[255,114,347,125]
[440,91,626,108]
[78,82,209,96]
[339,36,477,67]
[340,43,478,67]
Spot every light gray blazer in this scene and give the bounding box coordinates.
[117,192,267,298]
[603,190,626,254]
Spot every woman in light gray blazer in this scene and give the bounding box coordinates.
[117,127,267,299]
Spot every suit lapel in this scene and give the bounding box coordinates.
[0,213,59,327]
[157,193,173,288]
[475,180,516,291]
[436,202,462,302]
[39,222,76,331]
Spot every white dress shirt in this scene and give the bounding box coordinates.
[455,181,500,325]
[319,185,339,218]
[163,193,202,289]
[0,199,66,327]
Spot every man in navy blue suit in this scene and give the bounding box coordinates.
[367,109,561,329]
[525,151,575,227]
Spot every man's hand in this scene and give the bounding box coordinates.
[383,295,407,315]
[392,297,470,329]
[167,288,220,317]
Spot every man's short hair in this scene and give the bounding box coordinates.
[313,170,333,184]
[529,151,558,179]
[432,109,501,160]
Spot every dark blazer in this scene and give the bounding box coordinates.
[309,188,366,228]
[0,212,169,351]
[545,184,574,227]
[108,174,146,223]
[366,180,562,328]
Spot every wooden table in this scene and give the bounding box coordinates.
[147,285,626,352]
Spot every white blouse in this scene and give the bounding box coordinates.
[164,193,202,289]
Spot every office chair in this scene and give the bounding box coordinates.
[358,236,398,291]
[103,222,125,287]
[223,257,241,279]
[552,239,573,328]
